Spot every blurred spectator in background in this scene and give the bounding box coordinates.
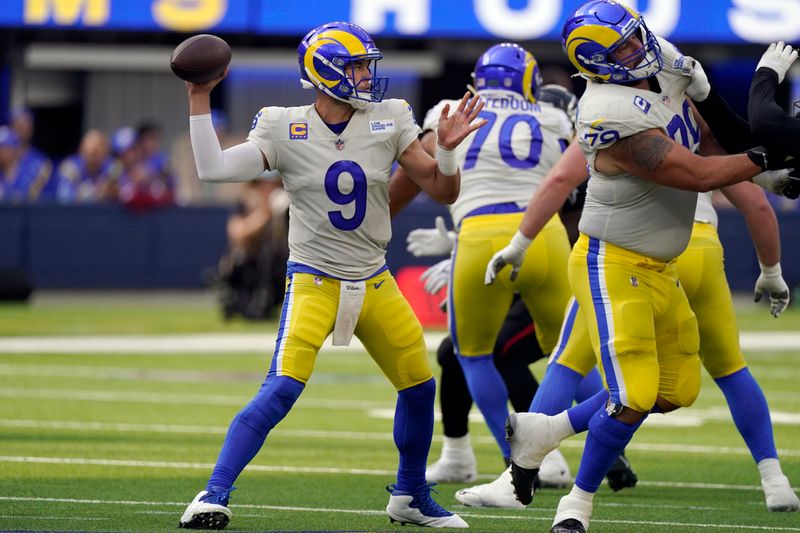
[55,129,116,203]
[0,125,52,203]
[172,108,241,205]
[215,173,289,320]
[10,107,53,199]
[136,120,176,189]
[112,126,175,210]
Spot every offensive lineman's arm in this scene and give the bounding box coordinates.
[484,139,588,284]
[594,128,772,192]
[518,140,590,239]
[720,181,790,317]
[721,182,780,266]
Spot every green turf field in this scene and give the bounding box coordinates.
[0,294,798,532]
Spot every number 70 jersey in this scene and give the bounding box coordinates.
[247,99,421,280]
[423,89,573,227]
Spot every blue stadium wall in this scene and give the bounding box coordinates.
[0,204,799,291]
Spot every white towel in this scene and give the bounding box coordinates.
[331,280,366,346]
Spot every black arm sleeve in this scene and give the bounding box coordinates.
[748,67,800,157]
[693,86,754,154]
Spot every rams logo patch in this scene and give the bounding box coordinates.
[633,96,651,114]
[289,123,308,139]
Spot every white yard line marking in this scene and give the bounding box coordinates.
[0,388,390,409]
[3,418,800,458]
[0,514,109,521]
[0,496,798,531]
[0,331,797,353]
[0,456,779,492]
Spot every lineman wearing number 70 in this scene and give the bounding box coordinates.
[177,21,486,530]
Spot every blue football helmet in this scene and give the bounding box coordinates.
[472,43,542,103]
[298,22,388,109]
[562,0,662,83]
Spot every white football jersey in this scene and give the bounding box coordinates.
[694,192,718,228]
[577,41,701,261]
[247,99,420,279]
[423,89,573,227]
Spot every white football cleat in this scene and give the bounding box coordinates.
[507,413,567,469]
[506,412,571,504]
[455,466,525,508]
[551,491,593,533]
[763,475,800,512]
[386,483,468,528]
[538,449,572,489]
[178,487,235,530]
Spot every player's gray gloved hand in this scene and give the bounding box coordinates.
[406,216,455,257]
[754,262,790,318]
[752,168,797,196]
[756,41,799,84]
[484,231,532,285]
[658,40,710,101]
[420,258,451,295]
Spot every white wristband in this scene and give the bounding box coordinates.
[436,144,459,176]
[510,230,533,252]
[760,262,782,278]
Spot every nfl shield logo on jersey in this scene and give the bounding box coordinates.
[335,139,345,151]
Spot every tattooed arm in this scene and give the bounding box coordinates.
[593,128,762,192]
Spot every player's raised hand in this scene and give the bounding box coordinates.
[186,67,229,96]
[484,231,532,285]
[754,262,790,318]
[436,92,487,150]
[407,216,456,257]
[756,42,798,84]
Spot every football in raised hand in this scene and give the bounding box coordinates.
[170,34,231,83]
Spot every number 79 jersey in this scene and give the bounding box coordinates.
[423,89,573,227]
[247,99,421,280]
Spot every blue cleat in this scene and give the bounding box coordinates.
[178,486,236,530]
[386,482,468,528]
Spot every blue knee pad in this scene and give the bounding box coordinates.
[240,375,305,436]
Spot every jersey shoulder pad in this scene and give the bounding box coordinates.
[369,98,420,128]
[577,84,663,150]
[248,106,290,137]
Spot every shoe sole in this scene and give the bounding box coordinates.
[506,417,538,505]
[178,512,230,530]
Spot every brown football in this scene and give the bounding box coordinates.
[170,34,231,83]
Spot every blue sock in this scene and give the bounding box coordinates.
[458,354,511,457]
[530,362,583,415]
[576,367,604,403]
[574,409,644,493]
[715,367,778,462]
[566,390,609,433]
[208,375,304,490]
[394,378,436,492]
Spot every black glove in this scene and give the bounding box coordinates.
[746,147,796,171]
